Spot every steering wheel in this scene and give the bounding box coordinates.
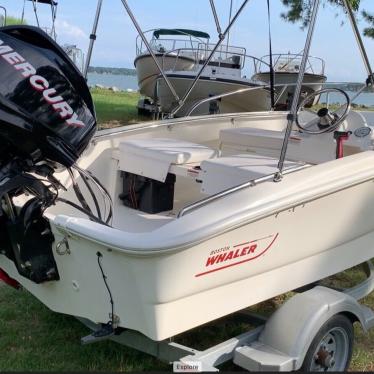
[296,88,351,134]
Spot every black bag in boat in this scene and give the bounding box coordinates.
[0,25,96,167]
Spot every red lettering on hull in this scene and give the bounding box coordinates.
[197,234,279,278]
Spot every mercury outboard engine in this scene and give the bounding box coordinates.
[0,26,97,284]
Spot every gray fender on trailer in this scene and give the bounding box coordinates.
[234,286,374,371]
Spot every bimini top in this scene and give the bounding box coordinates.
[153,29,210,40]
[27,0,58,5]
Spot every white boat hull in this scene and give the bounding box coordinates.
[134,54,195,98]
[252,72,327,108]
[1,112,374,341]
[157,74,271,116]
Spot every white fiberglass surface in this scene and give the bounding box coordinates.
[47,113,291,233]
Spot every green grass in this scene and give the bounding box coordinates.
[0,284,167,371]
[1,266,374,371]
[91,88,148,129]
[4,16,27,26]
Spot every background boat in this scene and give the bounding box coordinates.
[252,53,327,109]
[134,29,209,98]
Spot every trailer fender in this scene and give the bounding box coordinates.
[258,286,374,370]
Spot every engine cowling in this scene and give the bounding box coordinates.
[0,26,97,285]
[0,25,96,167]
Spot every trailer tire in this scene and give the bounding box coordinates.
[300,314,354,372]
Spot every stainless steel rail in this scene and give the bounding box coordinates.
[160,48,268,74]
[120,0,181,105]
[342,0,374,82]
[169,0,251,118]
[0,6,6,26]
[159,48,199,74]
[276,0,321,177]
[186,84,268,116]
[256,53,326,76]
[177,164,310,218]
[31,0,41,27]
[186,81,331,117]
[209,0,223,36]
[84,0,103,78]
[94,111,275,141]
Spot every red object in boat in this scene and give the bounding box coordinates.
[334,131,351,159]
[0,268,20,289]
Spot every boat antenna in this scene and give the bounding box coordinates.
[266,0,275,109]
[84,0,104,79]
[275,0,321,180]
[170,0,251,117]
[120,0,181,106]
[341,0,374,85]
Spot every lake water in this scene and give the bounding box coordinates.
[87,72,138,91]
[322,91,374,107]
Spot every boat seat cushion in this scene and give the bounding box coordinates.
[200,154,302,195]
[119,138,219,182]
[220,127,286,151]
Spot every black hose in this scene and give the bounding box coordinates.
[73,165,113,224]
[68,168,93,216]
[77,169,102,220]
[56,198,109,226]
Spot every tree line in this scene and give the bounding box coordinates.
[281,0,374,36]
[88,66,136,76]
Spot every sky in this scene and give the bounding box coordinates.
[1,0,374,82]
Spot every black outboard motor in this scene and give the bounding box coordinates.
[0,26,97,284]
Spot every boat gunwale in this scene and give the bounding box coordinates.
[252,71,327,81]
[156,72,271,89]
[52,158,374,257]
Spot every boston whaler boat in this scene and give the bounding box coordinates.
[155,43,271,116]
[135,0,272,117]
[134,28,210,99]
[252,52,327,109]
[1,0,374,371]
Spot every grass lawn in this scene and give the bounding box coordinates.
[91,88,149,129]
[1,266,374,371]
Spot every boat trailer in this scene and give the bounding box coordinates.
[79,261,374,372]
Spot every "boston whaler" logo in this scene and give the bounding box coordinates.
[0,39,85,128]
[195,233,279,277]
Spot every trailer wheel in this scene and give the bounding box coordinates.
[301,314,354,372]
